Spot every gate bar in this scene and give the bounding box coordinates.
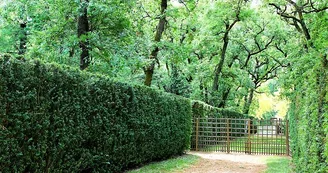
[247,119,251,154]
[227,118,230,153]
[196,118,199,151]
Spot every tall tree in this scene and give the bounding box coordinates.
[78,0,90,70]
[212,5,240,92]
[143,0,168,86]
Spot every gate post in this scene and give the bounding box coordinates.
[286,120,289,156]
[196,118,199,151]
[247,119,251,154]
[227,118,230,153]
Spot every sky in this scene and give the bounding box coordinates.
[251,0,262,8]
[0,0,11,7]
[171,0,262,9]
[0,0,262,9]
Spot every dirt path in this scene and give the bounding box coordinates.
[176,152,284,173]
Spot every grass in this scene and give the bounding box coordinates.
[126,154,199,173]
[265,157,293,173]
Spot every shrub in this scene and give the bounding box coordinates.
[191,101,251,119]
[287,92,328,173]
[0,56,192,172]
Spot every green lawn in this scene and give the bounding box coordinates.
[126,155,199,173]
[265,157,293,173]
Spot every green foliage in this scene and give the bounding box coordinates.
[287,90,328,173]
[1,0,327,171]
[164,65,191,98]
[265,157,293,173]
[191,101,251,119]
[268,80,278,95]
[272,1,328,172]
[127,154,199,173]
[262,110,277,120]
[0,55,192,172]
[0,0,135,75]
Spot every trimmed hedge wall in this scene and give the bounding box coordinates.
[192,101,251,119]
[0,56,192,172]
[287,91,328,172]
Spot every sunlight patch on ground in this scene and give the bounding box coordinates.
[188,151,282,165]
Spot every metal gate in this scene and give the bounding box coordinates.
[191,118,289,155]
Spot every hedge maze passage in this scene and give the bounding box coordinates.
[191,118,289,155]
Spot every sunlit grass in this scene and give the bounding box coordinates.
[265,157,293,173]
[126,154,199,173]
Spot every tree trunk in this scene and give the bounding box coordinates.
[218,88,231,108]
[204,86,209,104]
[144,0,167,86]
[243,89,254,114]
[212,18,239,92]
[217,57,237,107]
[18,22,27,55]
[78,0,90,70]
[212,31,229,91]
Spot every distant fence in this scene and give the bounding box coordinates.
[191,118,289,155]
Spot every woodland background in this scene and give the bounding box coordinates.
[0,0,327,172]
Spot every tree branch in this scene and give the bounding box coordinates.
[304,0,328,14]
[269,3,301,23]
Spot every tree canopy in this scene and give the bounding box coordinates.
[0,0,327,172]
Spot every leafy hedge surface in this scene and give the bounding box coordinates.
[288,92,328,173]
[192,101,251,119]
[0,56,192,172]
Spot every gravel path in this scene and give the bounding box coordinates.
[176,152,287,173]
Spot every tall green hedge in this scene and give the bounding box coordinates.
[287,90,328,173]
[0,56,192,172]
[191,101,251,119]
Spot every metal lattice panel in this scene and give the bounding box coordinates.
[191,118,289,155]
